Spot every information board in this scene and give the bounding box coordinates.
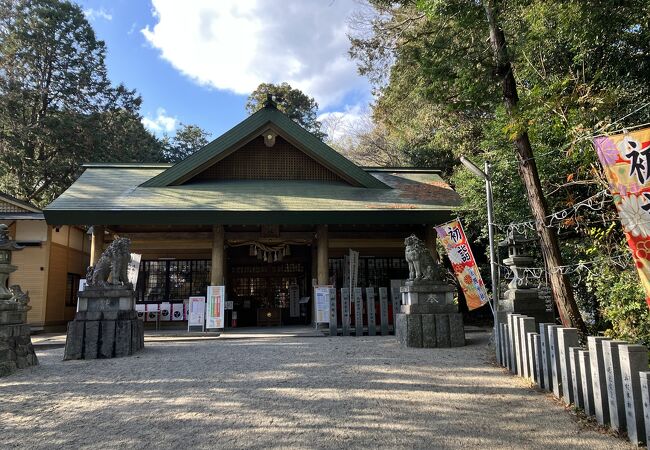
[188,296,205,331]
[314,285,332,324]
[206,286,225,329]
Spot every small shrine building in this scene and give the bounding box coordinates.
[44,101,461,327]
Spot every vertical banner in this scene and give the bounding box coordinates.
[206,286,225,329]
[349,249,359,288]
[127,253,142,286]
[595,127,650,309]
[188,296,205,331]
[353,287,364,336]
[289,284,300,318]
[341,287,351,336]
[390,280,403,327]
[314,286,332,323]
[436,220,490,311]
[328,287,337,335]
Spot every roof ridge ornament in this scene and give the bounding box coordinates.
[263,94,277,109]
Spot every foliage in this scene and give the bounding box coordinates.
[0,0,165,207]
[246,82,326,140]
[161,124,211,163]
[583,225,650,346]
[349,0,650,338]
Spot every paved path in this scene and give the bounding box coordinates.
[0,331,631,449]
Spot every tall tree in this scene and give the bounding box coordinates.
[349,0,650,333]
[482,0,586,333]
[246,82,326,139]
[0,0,164,206]
[161,123,211,163]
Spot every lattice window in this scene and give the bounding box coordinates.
[136,260,212,302]
[329,257,409,288]
[0,200,29,213]
[192,136,345,182]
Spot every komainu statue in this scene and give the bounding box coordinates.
[404,234,443,282]
[9,285,30,306]
[86,237,131,287]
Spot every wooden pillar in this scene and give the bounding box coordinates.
[316,224,329,285]
[211,225,225,285]
[425,225,439,261]
[90,225,105,266]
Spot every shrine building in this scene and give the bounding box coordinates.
[44,101,460,327]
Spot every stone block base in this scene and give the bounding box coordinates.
[0,323,38,377]
[396,312,465,348]
[64,314,144,360]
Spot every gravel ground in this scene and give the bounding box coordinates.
[0,331,632,449]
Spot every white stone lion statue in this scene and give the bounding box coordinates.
[86,237,131,287]
[404,234,442,282]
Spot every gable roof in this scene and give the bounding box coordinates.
[43,165,461,226]
[0,192,43,220]
[141,104,389,189]
[0,192,41,213]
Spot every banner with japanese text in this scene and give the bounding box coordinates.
[206,286,225,329]
[594,127,650,309]
[435,220,490,310]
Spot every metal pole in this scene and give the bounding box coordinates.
[485,161,499,307]
[485,161,499,358]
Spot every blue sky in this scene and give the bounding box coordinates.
[76,0,373,139]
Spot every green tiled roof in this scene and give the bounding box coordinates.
[142,104,388,189]
[44,167,461,225]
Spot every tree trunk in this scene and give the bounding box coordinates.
[483,0,587,335]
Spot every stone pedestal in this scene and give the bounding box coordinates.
[64,286,144,360]
[496,289,555,327]
[396,283,464,348]
[0,303,38,377]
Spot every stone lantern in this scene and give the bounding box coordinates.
[0,224,38,376]
[496,228,553,324]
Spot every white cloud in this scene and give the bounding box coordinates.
[142,108,178,134]
[319,104,367,141]
[84,7,112,22]
[141,0,369,108]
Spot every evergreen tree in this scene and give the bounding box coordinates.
[0,0,164,206]
[246,82,326,140]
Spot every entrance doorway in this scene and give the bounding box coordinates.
[227,245,311,327]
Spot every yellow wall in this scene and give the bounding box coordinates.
[15,220,47,241]
[9,245,48,325]
[51,225,69,246]
[45,242,89,326]
[0,220,90,327]
[0,220,49,325]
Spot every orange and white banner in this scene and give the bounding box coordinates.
[436,219,490,310]
[594,127,650,309]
